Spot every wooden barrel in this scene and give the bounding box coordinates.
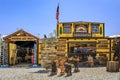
[106,61,119,72]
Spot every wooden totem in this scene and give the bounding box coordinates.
[50,56,58,75]
[65,58,73,76]
[73,56,80,72]
[59,58,65,75]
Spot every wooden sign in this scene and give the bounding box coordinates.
[98,40,108,44]
[9,36,36,41]
[74,33,91,37]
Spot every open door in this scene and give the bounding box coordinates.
[9,43,17,65]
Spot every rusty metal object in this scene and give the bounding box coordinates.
[64,58,73,76]
[72,56,80,72]
[50,55,58,75]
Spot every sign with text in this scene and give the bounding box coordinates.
[9,36,36,41]
[74,33,91,37]
[75,24,88,33]
[74,24,90,37]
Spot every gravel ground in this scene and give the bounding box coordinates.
[0,67,120,80]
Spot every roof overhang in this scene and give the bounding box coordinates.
[3,29,39,42]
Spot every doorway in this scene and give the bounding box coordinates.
[68,42,96,62]
[14,41,35,66]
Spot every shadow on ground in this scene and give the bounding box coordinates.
[30,70,51,74]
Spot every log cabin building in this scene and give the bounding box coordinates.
[57,21,115,62]
[0,21,119,66]
[1,29,42,65]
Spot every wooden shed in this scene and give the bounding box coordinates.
[3,29,41,65]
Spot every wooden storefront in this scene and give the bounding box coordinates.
[3,29,42,65]
[57,21,114,62]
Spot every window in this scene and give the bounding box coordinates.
[63,23,71,34]
[92,24,99,33]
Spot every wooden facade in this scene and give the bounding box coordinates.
[3,29,42,65]
[57,21,114,61]
[0,22,118,66]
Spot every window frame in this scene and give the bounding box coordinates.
[63,23,72,34]
[91,24,99,33]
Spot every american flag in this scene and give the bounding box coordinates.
[56,4,59,23]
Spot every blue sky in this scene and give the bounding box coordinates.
[0,0,120,38]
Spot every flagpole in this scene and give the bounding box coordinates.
[58,0,60,23]
[56,0,60,24]
[56,0,60,38]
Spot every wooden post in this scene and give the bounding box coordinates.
[118,41,120,68]
[110,39,111,61]
[0,35,1,65]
